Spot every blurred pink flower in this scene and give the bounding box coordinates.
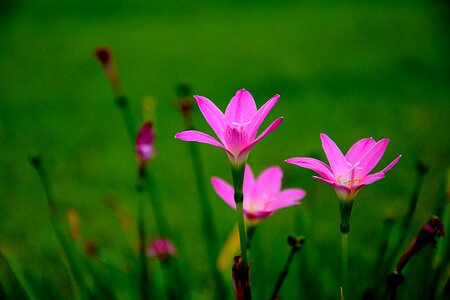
[147,239,176,260]
[211,165,306,224]
[136,122,155,164]
[286,133,401,201]
[175,89,283,166]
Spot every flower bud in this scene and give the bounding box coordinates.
[136,122,155,166]
[396,216,445,273]
[147,239,176,260]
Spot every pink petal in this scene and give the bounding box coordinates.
[285,157,335,181]
[358,138,390,177]
[265,199,300,212]
[361,172,385,185]
[211,177,236,209]
[248,94,280,140]
[276,188,306,202]
[194,95,228,142]
[254,166,283,197]
[238,117,283,159]
[312,176,351,192]
[381,155,401,174]
[345,137,376,165]
[175,130,224,148]
[320,133,348,176]
[225,89,257,124]
[243,164,255,198]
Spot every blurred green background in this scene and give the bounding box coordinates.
[0,0,449,299]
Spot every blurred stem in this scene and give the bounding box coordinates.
[271,236,305,300]
[387,272,404,300]
[186,140,228,299]
[140,166,169,237]
[231,164,252,300]
[384,162,428,272]
[115,96,137,145]
[246,226,257,250]
[29,156,89,300]
[136,182,149,300]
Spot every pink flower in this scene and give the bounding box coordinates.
[136,122,155,164]
[286,133,401,201]
[175,89,283,166]
[211,165,306,224]
[147,239,176,260]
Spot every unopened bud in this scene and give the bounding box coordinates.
[94,47,122,97]
[147,239,176,260]
[396,216,445,273]
[136,122,155,167]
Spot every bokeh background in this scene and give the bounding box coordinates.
[0,0,449,299]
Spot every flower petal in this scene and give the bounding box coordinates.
[194,95,227,142]
[175,130,224,148]
[285,157,335,181]
[211,177,236,210]
[276,188,306,202]
[265,199,300,212]
[381,155,402,174]
[345,137,376,165]
[254,166,283,197]
[225,89,257,124]
[358,138,390,177]
[320,133,348,176]
[361,172,385,185]
[238,117,283,158]
[248,94,280,140]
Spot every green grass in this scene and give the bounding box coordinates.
[0,0,449,299]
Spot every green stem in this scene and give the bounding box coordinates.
[341,232,348,300]
[29,156,89,300]
[187,142,228,299]
[115,96,137,145]
[231,164,252,300]
[141,167,169,237]
[338,200,353,300]
[137,182,149,300]
[271,236,305,300]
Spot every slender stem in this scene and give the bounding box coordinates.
[136,182,149,300]
[29,156,89,300]
[187,141,228,299]
[271,236,305,300]
[341,232,349,300]
[141,167,169,237]
[246,226,257,250]
[231,164,252,300]
[116,96,137,145]
[338,200,353,300]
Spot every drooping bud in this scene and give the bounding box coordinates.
[147,239,176,260]
[396,216,445,273]
[94,47,122,97]
[136,122,155,167]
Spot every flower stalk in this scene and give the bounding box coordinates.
[29,156,89,300]
[271,236,305,300]
[231,164,251,300]
[175,87,228,299]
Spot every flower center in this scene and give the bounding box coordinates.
[224,124,249,155]
[337,161,363,187]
